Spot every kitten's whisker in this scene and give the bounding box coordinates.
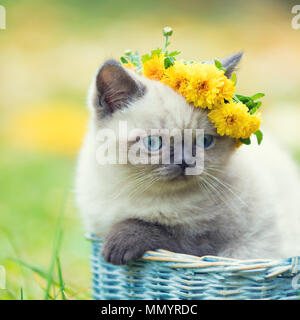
[206,166,226,174]
[197,178,218,204]
[110,171,151,200]
[202,176,233,210]
[204,171,248,208]
[128,175,159,200]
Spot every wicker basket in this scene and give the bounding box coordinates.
[88,234,300,300]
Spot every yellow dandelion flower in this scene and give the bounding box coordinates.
[183,63,236,109]
[217,77,236,103]
[183,63,225,109]
[122,61,136,72]
[142,54,165,81]
[208,101,261,139]
[161,61,192,95]
[243,112,262,138]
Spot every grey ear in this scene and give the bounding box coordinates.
[95,60,145,117]
[219,52,243,78]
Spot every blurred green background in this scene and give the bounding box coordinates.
[0,0,299,299]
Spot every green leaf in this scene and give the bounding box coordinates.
[231,72,237,86]
[141,54,151,63]
[251,93,265,101]
[151,48,162,56]
[120,56,128,64]
[214,59,223,69]
[245,100,255,109]
[235,94,251,103]
[214,59,226,72]
[256,101,262,108]
[240,137,251,145]
[254,130,263,145]
[164,56,174,68]
[249,101,262,114]
[168,50,181,57]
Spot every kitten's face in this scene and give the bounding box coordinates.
[92,60,237,195]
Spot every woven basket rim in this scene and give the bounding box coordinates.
[86,233,299,272]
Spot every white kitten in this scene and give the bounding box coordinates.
[75,56,300,264]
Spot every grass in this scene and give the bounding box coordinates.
[0,150,91,300]
[44,189,65,300]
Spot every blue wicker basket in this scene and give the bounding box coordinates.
[88,234,300,300]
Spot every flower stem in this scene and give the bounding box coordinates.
[163,35,168,52]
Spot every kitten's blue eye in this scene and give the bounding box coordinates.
[196,134,214,149]
[143,136,162,151]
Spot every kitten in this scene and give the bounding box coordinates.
[75,53,300,265]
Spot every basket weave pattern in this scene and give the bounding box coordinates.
[88,234,300,300]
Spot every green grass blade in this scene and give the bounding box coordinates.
[9,258,49,279]
[44,228,63,300]
[56,255,66,300]
[44,191,67,300]
[10,256,86,299]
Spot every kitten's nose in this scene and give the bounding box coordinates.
[177,160,189,170]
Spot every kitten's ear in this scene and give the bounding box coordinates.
[95,60,145,117]
[219,52,243,78]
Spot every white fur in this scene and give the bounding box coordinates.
[75,70,300,260]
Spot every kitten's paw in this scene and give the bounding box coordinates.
[101,233,148,265]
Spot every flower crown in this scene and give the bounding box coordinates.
[120,27,264,146]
